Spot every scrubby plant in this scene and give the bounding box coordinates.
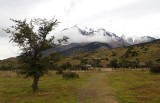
[109,59,118,68]
[80,59,88,64]
[60,62,72,70]
[62,71,79,79]
[111,52,117,57]
[90,59,101,67]
[55,68,63,74]
[150,65,160,73]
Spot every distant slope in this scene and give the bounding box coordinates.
[1,39,160,68]
[59,39,160,67]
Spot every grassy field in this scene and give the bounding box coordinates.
[0,71,118,103]
[107,70,160,103]
[0,70,159,103]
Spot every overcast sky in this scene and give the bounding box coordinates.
[0,0,160,59]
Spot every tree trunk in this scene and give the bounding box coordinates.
[32,76,39,91]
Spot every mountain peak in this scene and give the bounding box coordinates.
[121,35,156,45]
[55,25,156,47]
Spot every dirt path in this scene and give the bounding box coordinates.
[78,72,119,103]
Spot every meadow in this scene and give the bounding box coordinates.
[0,70,159,103]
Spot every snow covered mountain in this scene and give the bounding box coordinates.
[56,25,129,48]
[133,36,156,44]
[121,34,156,45]
[42,26,157,56]
[55,25,156,47]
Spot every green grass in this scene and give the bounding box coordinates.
[0,71,86,103]
[0,70,160,103]
[107,70,160,103]
[0,71,117,103]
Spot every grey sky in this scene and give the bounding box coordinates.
[0,0,160,59]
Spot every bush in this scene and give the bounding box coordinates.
[55,68,63,74]
[0,64,12,70]
[131,51,138,56]
[150,65,160,73]
[60,62,72,70]
[124,48,138,58]
[90,59,101,67]
[80,59,88,64]
[111,52,117,56]
[63,72,79,79]
[109,59,118,68]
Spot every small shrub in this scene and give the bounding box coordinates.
[156,59,160,62]
[143,48,149,51]
[105,58,108,61]
[131,51,138,56]
[80,59,88,64]
[111,52,117,56]
[145,61,153,68]
[109,59,118,68]
[0,64,12,70]
[60,62,72,70]
[63,72,79,79]
[150,65,160,73]
[55,68,63,74]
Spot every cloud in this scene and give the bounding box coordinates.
[0,0,48,27]
[64,0,82,16]
[68,0,160,37]
[76,0,160,24]
[0,37,19,60]
[105,0,160,18]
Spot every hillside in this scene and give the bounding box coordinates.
[1,39,160,69]
[42,42,112,56]
[58,39,160,67]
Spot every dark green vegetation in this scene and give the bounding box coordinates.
[0,70,159,103]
